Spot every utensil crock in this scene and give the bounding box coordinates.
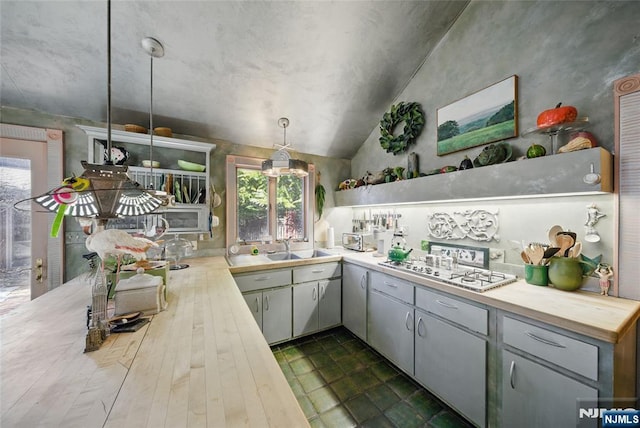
[524,264,548,286]
[548,257,585,291]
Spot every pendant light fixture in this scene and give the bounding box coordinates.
[261,117,309,178]
[140,36,169,202]
[32,0,163,231]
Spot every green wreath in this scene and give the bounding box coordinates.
[379,102,425,155]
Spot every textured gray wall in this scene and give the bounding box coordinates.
[351,0,640,176]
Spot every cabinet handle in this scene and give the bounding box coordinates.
[254,297,260,313]
[416,317,425,337]
[525,331,566,348]
[312,287,317,301]
[320,284,325,299]
[360,273,366,289]
[405,312,413,331]
[264,295,270,311]
[509,361,516,389]
[254,276,270,282]
[435,299,458,309]
[383,281,398,288]
[312,269,325,274]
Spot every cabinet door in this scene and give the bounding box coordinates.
[243,291,262,331]
[263,287,292,344]
[342,263,367,340]
[368,290,414,375]
[319,278,341,330]
[415,309,486,428]
[369,271,414,304]
[502,350,597,428]
[293,282,318,337]
[234,269,292,293]
[293,262,341,284]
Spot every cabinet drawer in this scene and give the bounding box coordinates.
[416,288,487,335]
[503,316,598,380]
[370,271,414,304]
[293,262,341,284]
[234,269,291,292]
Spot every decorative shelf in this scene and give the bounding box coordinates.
[334,147,612,207]
[78,125,216,233]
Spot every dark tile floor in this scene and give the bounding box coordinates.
[271,327,474,428]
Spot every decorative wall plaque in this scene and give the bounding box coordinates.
[427,209,499,242]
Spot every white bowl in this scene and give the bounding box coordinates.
[142,160,160,168]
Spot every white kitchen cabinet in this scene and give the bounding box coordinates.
[235,268,292,344]
[368,288,414,376]
[342,263,368,340]
[414,288,488,427]
[234,268,292,293]
[243,291,263,330]
[242,287,292,345]
[499,314,614,428]
[293,278,341,337]
[79,125,215,233]
[293,262,341,284]
[415,308,486,428]
[502,350,597,428]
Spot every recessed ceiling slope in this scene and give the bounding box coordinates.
[0,1,468,159]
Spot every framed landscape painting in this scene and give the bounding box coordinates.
[437,75,518,156]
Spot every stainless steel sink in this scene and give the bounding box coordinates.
[290,249,333,259]
[266,252,300,261]
[266,249,333,260]
[228,249,335,266]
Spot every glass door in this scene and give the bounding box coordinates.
[0,135,50,313]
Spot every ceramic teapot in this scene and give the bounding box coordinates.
[388,244,413,263]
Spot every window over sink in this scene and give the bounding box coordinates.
[226,155,314,253]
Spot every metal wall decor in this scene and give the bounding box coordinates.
[427,209,500,242]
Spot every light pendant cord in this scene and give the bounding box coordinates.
[106,0,112,165]
[149,54,154,187]
[142,36,164,189]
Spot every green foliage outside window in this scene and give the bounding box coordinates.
[236,169,305,242]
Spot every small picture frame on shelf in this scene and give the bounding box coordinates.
[436,75,518,156]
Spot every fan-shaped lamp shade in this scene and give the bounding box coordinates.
[35,161,163,219]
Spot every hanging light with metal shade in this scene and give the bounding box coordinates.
[140,36,171,204]
[261,117,309,178]
[31,0,163,229]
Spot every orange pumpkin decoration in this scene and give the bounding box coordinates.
[536,103,578,128]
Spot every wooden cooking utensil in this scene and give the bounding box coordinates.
[557,231,576,245]
[521,250,531,264]
[548,225,563,247]
[570,241,582,258]
[557,234,573,257]
[529,244,545,266]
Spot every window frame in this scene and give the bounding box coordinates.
[226,155,314,254]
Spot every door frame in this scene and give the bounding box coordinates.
[0,124,64,296]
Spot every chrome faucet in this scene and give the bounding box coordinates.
[283,236,292,253]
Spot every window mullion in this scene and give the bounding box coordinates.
[268,177,278,240]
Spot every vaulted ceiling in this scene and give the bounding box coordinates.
[1,1,469,159]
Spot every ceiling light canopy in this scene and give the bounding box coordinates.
[262,118,309,178]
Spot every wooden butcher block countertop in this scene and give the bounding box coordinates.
[3,252,639,427]
[0,257,308,428]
